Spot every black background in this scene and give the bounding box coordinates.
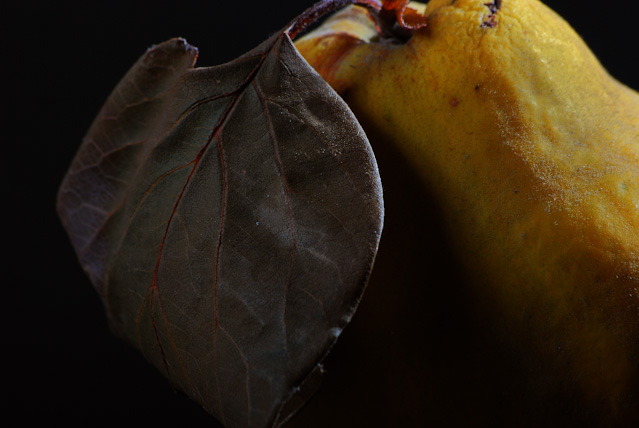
[4,0,638,426]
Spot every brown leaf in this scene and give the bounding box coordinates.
[57,32,383,427]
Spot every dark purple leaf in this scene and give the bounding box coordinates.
[57,30,382,427]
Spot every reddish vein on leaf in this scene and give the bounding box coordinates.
[134,39,275,392]
[214,133,227,329]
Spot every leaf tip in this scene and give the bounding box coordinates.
[142,37,199,70]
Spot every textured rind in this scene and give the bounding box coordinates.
[297,0,639,426]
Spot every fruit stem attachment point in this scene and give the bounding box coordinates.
[381,1,427,31]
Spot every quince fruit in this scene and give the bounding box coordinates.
[295,0,639,426]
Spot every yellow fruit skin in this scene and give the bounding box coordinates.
[296,0,639,425]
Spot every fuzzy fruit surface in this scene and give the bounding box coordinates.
[297,0,639,425]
